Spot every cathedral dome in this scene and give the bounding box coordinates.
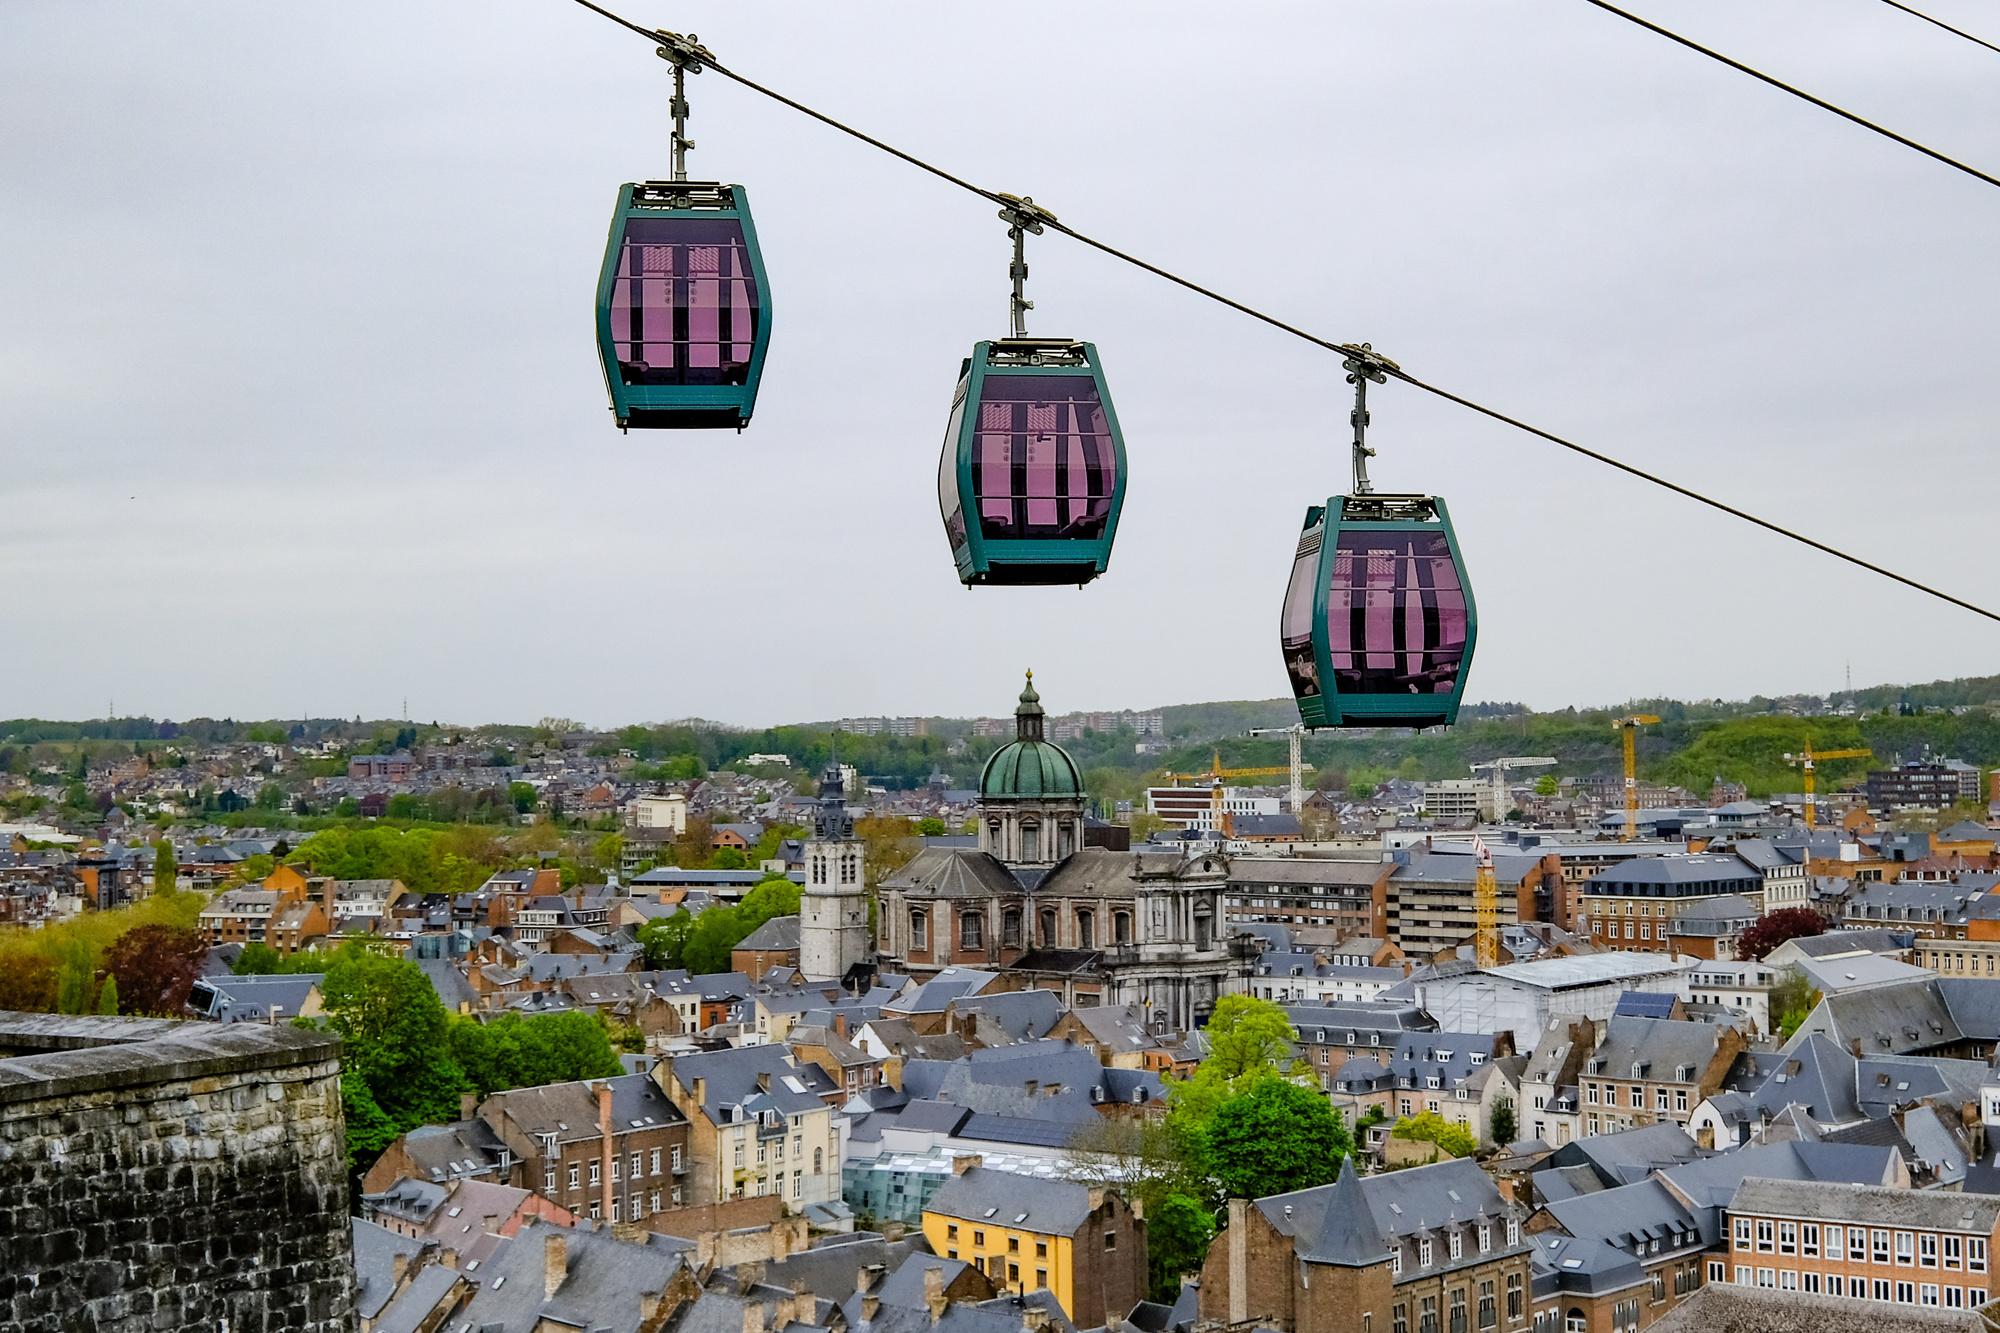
[979,671,1084,801]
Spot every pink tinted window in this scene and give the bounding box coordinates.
[969,374,1116,540]
[1280,524,1323,700]
[609,216,759,386]
[1326,529,1467,695]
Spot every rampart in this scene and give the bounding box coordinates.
[0,1011,356,1332]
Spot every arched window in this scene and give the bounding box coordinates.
[1021,821,1041,863]
[1002,909,1022,949]
[1076,909,1095,950]
[910,908,928,950]
[813,1147,823,1174]
[1040,908,1059,946]
[960,911,984,951]
[1113,911,1132,945]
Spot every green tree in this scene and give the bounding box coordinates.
[1770,966,1823,1038]
[1390,1110,1477,1158]
[1533,774,1559,797]
[449,1011,623,1098]
[1206,1075,1350,1201]
[1146,1193,1217,1302]
[95,973,120,1015]
[915,816,948,837]
[152,838,177,893]
[1490,1097,1517,1148]
[316,945,467,1166]
[54,938,98,1014]
[508,782,538,814]
[234,941,284,975]
[710,846,748,870]
[638,911,694,969]
[1196,995,1300,1089]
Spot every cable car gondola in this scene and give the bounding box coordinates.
[939,197,1126,587]
[595,33,771,431]
[1279,346,1477,729]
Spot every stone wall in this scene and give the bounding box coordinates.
[0,1011,356,1333]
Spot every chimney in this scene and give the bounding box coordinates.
[461,1091,479,1120]
[738,1261,767,1295]
[693,1076,708,1113]
[1023,1306,1050,1333]
[322,875,337,923]
[391,1251,410,1289]
[924,1265,947,1321]
[861,1296,881,1324]
[743,1302,767,1333]
[856,1266,880,1296]
[641,1290,663,1322]
[952,1153,983,1176]
[597,1081,617,1223]
[544,1232,568,1301]
[834,1012,849,1039]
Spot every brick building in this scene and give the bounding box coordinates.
[1200,1157,1533,1333]
[476,1073,690,1231]
[921,1159,1146,1329]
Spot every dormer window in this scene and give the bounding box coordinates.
[1420,1237,1434,1267]
[1479,1223,1491,1253]
[1450,1231,1463,1261]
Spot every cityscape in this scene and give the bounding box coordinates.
[8,2,2000,1333]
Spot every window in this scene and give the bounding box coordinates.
[1970,1237,1988,1273]
[1898,1232,1916,1266]
[1803,1224,1820,1258]
[1897,1281,1915,1304]
[1114,911,1132,945]
[1650,1272,1665,1304]
[973,1230,986,1248]
[1874,1229,1892,1263]
[1708,1261,1725,1284]
[650,1148,662,1175]
[1779,1222,1796,1255]
[1757,1269,1775,1289]
[792,1170,802,1199]
[1506,1273,1522,1321]
[1827,1226,1844,1257]
[1756,1220,1774,1254]
[948,1225,959,1241]
[1394,1304,1409,1333]
[1420,1238,1434,1268]
[1002,910,1022,949]
[960,911,983,951]
[1779,1270,1797,1291]
[1946,1235,1962,1269]
[1449,1287,1467,1333]
[1105,1231,1118,1251]
[589,1201,600,1219]
[1656,1089,1669,1112]
[612,1157,623,1182]
[1586,1085,1600,1106]
[1508,1218,1520,1247]
[1479,1223,1491,1254]
[1851,1228,1868,1263]
[1873,1280,1890,1301]
[1922,1234,1939,1267]
[1828,1275,1844,1297]
[1008,1237,1019,1253]
[1734,1266,1751,1286]
[910,909,928,950]
[1036,1241,1047,1258]
[1450,1230,1463,1261]
[568,1164,580,1189]
[1629,1087,1643,1108]
[1922,1284,1940,1307]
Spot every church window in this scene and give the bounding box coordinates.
[1114,911,1132,945]
[1076,909,1095,950]
[910,909,928,950]
[960,911,984,951]
[1002,909,1022,949]
[1021,821,1041,862]
[1041,908,1059,946]
[1058,822,1074,859]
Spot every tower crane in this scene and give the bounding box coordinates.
[1471,832,1499,968]
[1468,756,1556,822]
[1160,750,1303,835]
[1782,743,1873,829]
[1610,715,1660,841]
[1249,725,1312,814]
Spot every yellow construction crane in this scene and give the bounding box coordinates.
[1611,715,1660,841]
[1782,743,1873,829]
[1160,751,1298,836]
[1472,833,1499,968]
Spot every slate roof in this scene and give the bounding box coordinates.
[391,1117,508,1183]
[881,848,1029,900]
[1541,1121,1709,1190]
[1584,1016,1726,1084]
[665,1044,828,1122]
[449,1219,686,1333]
[481,1072,683,1145]
[952,989,1064,1043]
[350,1219,424,1322]
[735,914,801,952]
[1254,1156,1522,1270]
[187,972,323,1022]
[1227,858,1389,887]
[1284,1002,1437,1043]
[1648,1285,1986,1332]
[1583,854,1762,894]
[924,1164,1098,1235]
[1731,1176,2000,1230]
[1536,1178,1707,1295]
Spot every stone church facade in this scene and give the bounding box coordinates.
[877,674,1246,1031]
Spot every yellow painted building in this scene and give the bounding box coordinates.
[918,1158,1145,1328]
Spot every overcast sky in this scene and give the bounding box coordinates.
[6,1,1999,728]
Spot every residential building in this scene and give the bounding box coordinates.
[1198,1157,1533,1333]
[1385,844,1557,958]
[1146,784,1281,833]
[1721,1178,1995,1311]
[1395,953,1693,1055]
[476,1074,689,1230]
[627,793,688,835]
[655,1044,841,1207]
[920,1159,1145,1328]
[1424,779,1486,824]
[1577,854,1764,953]
[1227,857,1392,937]
[1574,1016,1745,1136]
[1684,959,1781,1033]
[1249,949,1403,1005]
[1662,894,1761,961]
[1285,1001,1439,1085]
[1868,761,1982,812]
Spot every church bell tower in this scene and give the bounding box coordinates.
[800,760,869,980]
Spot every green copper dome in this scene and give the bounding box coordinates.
[979,670,1084,800]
